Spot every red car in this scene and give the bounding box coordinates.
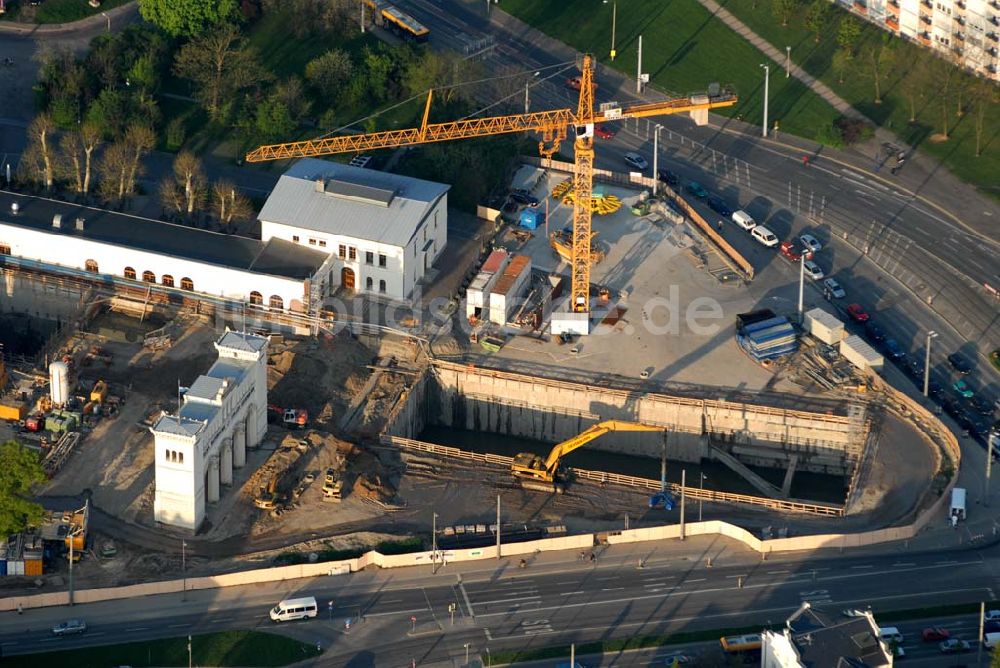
[594,124,616,140]
[922,627,950,641]
[846,303,870,323]
[566,76,598,92]
[779,241,802,262]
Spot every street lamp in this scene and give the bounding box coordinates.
[464,642,471,665]
[603,1,617,61]
[798,250,812,323]
[101,11,110,32]
[699,473,707,522]
[785,46,791,78]
[181,539,187,602]
[431,512,438,573]
[653,124,663,189]
[524,71,539,114]
[923,331,937,397]
[760,64,770,138]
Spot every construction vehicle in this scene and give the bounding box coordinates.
[245,56,736,333]
[267,404,308,429]
[511,420,665,493]
[89,380,108,404]
[254,476,281,509]
[550,229,604,264]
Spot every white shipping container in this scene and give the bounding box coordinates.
[466,272,500,318]
[839,334,883,371]
[488,256,532,324]
[804,307,844,345]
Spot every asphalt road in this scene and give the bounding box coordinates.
[1,538,996,665]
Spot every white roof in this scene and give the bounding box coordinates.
[805,307,842,329]
[217,331,268,354]
[258,158,449,248]
[152,414,204,438]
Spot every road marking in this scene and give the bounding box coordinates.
[851,565,874,569]
[168,623,190,628]
[364,607,428,619]
[601,587,625,591]
[643,582,670,588]
[39,638,59,643]
[936,560,959,565]
[893,563,916,568]
[209,618,232,622]
[686,578,706,583]
[458,577,475,618]
[381,599,403,604]
[561,591,584,596]
[125,627,150,632]
[596,576,619,581]
[0,642,17,646]
[767,570,790,574]
[477,595,541,606]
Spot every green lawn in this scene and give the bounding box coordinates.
[247,8,373,80]
[716,0,999,193]
[501,0,843,139]
[0,0,131,23]
[4,630,320,668]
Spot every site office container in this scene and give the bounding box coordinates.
[839,334,883,372]
[488,256,532,325]
[481,249,510,275]
[804,307,844,345]
[466,271,502,318]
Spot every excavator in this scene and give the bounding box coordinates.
[511,420,665,493]
[254,475,281,509]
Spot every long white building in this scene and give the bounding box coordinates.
[151,331,269,530]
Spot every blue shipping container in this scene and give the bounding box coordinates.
[520,209,544,230]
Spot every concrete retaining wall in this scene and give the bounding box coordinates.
[429,362,859,471]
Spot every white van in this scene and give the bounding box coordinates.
[984,632,1000,649]
[269,596,318,622]
[878,627,904,644]
[750,225,779,248]
[731,210,756,231]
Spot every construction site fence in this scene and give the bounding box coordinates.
[383,435,844,516]
[522,156,754,281]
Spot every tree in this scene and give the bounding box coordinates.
[804,0,830,43]
[253,95,296,144]
[26,114,56,190]
[971,77,998,156]
[362,45,395,104]
[173,151,206,215]
[0,441,46,537]
[404,50,469,104]
[138,0,240,38]
[837,16,862,57]
[304,49,354,103]
[124,124,156,197]
[832,48,852,84]
[772,0,797,27]
[930,57,956,138]
[98,141,133,202]
[86,89,130,140]
[212,179,253,227]
[863,35,896,104]
[899,52,931,123]
[274,77,311,124]
[173,24,270,120]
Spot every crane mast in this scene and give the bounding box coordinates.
[246,56,737,330]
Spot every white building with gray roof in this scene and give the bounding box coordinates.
[258,158,449,300]
[151,330,269,530]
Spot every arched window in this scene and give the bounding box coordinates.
[249,291,263,305]
[366,277,373,290]
[178,452,184,464]
[180,277,193,291]
[161,274,174,287]
[379,279,386,293]
[269,295,284,310]
[0,244,9,255]
[84,259,98,272]
[142,270,156,283]
[124,267,136,280]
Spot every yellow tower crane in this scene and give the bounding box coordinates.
[246,55,737,328]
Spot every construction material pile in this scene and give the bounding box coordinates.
[735,309,798,363]
[550,178,622,215]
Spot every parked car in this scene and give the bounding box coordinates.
[822,278,846,299]
[986,610,1000,621]
[624,152,648,170]
[799,233,822,253]
[970,415,993,446]
[802,260,824,281]
[970,395,995,416]
[846,303,870,323]
[686,181,709,198]
[750,225,779,248]
[565,76,597,92]
[509,189,539,207]
[948,352,974,374]
[883,339,907,361]
[779,241,802,262]
[706,194,732,217]
[907,357,925,382]
[52,619,87,636]
[864,322,886,345]
[657,168,679,186]
[953,378,975,398]
[939,638,971,653]
[922,627,950,641]
[928,379,945,399]
[594,124,616,139]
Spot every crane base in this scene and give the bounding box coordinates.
[551,302,590,336]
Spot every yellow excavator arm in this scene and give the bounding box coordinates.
[511,419,664,491]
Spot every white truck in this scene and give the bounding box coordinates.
[950,487,966,526]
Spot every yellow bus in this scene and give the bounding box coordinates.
[720,633,762,653]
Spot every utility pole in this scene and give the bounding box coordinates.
[660,440,667,492]
[188,634,193,668]
[760,64,770,138]
[610,1,617,60]
[496,494,501,560]
[570,643,575,667]
[68,533,75,606]
[524,80,530,114]
[977,602,985,666]
[986,437,993,507]
[798,251,810,323]
[360,0,365,33]
[699,473,706,522]
[785,46,791,78]
[680,469,687,541]
[923,331,937,397]
[636,35,643,94]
